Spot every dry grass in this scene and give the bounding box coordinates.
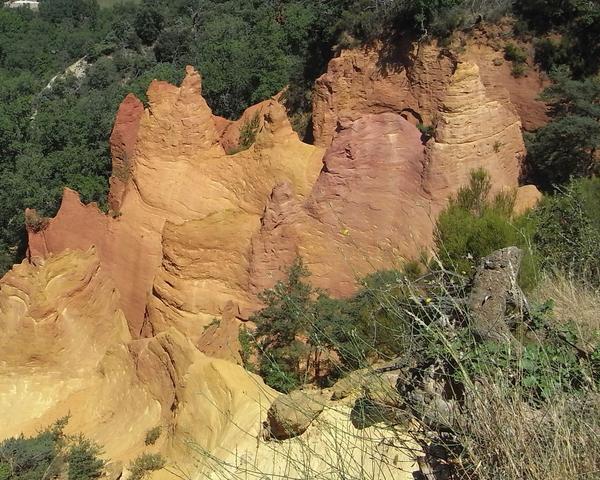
[458,381,600,480]
[532,273,600,347]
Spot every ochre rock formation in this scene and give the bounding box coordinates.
[250,112,433,297]
[252,60,533,296]
[312,42,454,148]
[0,247,276,477]
[424,61,524,207]
[26,52,540,341]
[5,34,546,477]
[312,35,548,148]
[27,66,324,339]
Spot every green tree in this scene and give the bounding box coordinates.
[526,67,600,187]
[134,6,163,45]
[67,438,104,480]
[533,177,600,283]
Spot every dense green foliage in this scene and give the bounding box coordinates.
[532,177,600,283]
[434,169,538,289]
[526,67,600,188]
[246,258,434,392]
[0,418,105,480]
[517,0,600,76]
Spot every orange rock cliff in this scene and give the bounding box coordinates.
[1,41,544,476]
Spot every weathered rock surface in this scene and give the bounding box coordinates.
[0,248,276,477]
[312,41,454,148]
[312,36,548,149]
[27,66,324,340]
[252,58,532,296]
[514,184,543,214]
[468,246,525,342]
[266,390,327,440]
[27,51,539,343]
[424,61,524,209]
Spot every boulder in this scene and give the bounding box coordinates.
[468,246,525,342]
[266,390,327,440]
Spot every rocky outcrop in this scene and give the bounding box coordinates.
[0,248,276,476]
[266,390,327,440]
[312,41,454,148]
[5,31,549,479]
[424,62,524,209]
[27,66,324,340]
[312,36,548,149]
[26,53,539,340]
[250,112,433,297]
[467,246,525,342]
[252,58,534,296]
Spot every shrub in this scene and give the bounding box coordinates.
[416,123,434,142]
[67,437,104,480]
[504,42,528,63]
[24,210,49,233]
[0,424,64,480]
[434,169,539,290]
[134,7,163,45]
[128,453,166,480]
[0,417,106,480]
[250,257,314,391]
[511,61,527,77]
[228,113,261,154]
[534,37,570,72]
[144,427,161,446]
[247,258,431,389]
[504,42,528,77]
[532,177,600,284]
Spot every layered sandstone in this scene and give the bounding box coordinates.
[251,59,531,296]
[312,36,548,148]
[0,248,276,477]
[26,51,538,344]
[27,66,324,339]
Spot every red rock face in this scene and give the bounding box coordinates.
[250,113,432,297]
[108,94,144,212]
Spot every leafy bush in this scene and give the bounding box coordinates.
[504,42,527,63]
[0,419,66,480]
[134,7,163,45]
[504,42,528,77]
[144,427,161,446]
[227,113,262,155]
[434,169,538,289]
[516,0,600,76]
[247,258,430,390]
[511,61,527,77]
[532,177,600,284]
[128,453,166,480]
[534,37,570,72]
[0,417,106,480]
[66,437,104,480]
